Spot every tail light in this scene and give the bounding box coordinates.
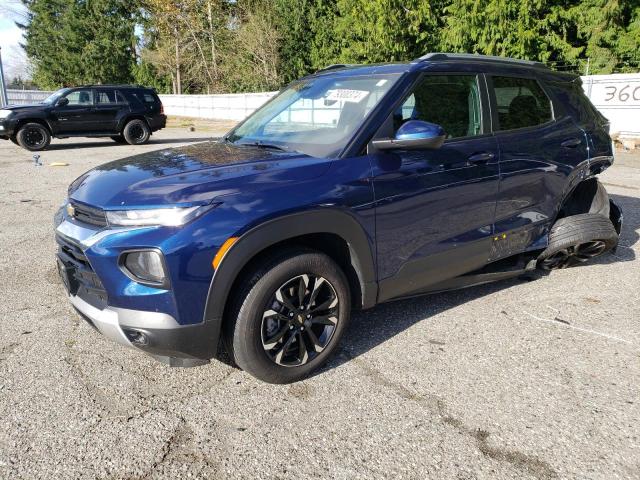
[160,103,164,114]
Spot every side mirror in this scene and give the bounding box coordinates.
[372,120,446,151]
[56,97,69,107]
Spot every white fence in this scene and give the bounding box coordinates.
[158,92,276,121]
[6,72,640,136]
[6,89,51,104]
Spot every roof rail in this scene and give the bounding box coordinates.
[316,64,357,73]
[79,84,148,88]
[417,53,548,69]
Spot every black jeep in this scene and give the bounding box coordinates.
[0,85,166,151]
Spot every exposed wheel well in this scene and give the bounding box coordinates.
[222,233,364,323]
[557,177,602,220]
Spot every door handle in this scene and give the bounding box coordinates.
[561,138,581,148]
[467,152,495,165]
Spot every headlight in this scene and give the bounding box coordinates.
[106,204,215,227]
[0,109,13,119]
[121,250,169,287]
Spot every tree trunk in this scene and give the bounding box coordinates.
[174,26,182,95]
[207,0,218,92]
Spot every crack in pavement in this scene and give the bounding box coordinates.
[0,342,19,362]
[342,350,558,480]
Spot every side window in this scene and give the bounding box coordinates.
[115,90,127,104]
[95,90,119,105]
[394,75,482,139]
[492,76,552,130]
[64,89,93,106]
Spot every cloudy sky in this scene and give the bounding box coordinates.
[0,1,29,80]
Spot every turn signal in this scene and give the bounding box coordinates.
[213,237,238,270]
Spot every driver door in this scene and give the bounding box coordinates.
[50,89,95,134]
[371,73,501,301]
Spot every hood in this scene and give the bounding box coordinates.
[2,103,47,111]
[68,141,331,208]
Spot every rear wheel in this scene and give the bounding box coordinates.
[224,249,351,384]
[16,123,51,151]
[538,213,618,270]
[122,119,151,145]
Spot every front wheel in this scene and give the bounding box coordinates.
[16,123,51,151]
[122,119,151,145]
[224,249,351,384]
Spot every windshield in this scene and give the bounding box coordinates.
[42,89,70,104]
[227,74,400,158]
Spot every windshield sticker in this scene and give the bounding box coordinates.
[325,89,370,103]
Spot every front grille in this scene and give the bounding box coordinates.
[70,201,107,227]
[56,234,108,310]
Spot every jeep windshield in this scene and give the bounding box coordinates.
[226,74,400,158]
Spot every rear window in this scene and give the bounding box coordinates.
[132,90,159,105]
[492,76,553,130]
[547,81,606,126]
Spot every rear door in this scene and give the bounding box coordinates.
[488,75,590,260]
[93,89,127,133]
[371,73,500,301]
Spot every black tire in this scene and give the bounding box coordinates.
[110,135,127,144]
[122,119,151,145]
[16,123,51,151]
[538,213,618,270]
[224,248,351,384]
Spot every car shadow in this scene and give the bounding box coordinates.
[317,192,639,376]
[43,137,217,151]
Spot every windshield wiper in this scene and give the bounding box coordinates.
[234,140,296,153]
[247,141,288,151]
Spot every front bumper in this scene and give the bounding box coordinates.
[0,118,17,137]
[56,216,218,366]
[69,291,213,367]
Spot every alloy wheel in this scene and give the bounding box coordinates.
[261,274,339,367]
[24,127,46,148]
[541,240,607,270]
[130,124,145,141]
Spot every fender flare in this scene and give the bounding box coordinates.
[202,209,378,330]
[116,115,149,133]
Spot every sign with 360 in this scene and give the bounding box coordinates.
[588,78,640,107]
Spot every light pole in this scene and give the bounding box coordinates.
[0,47,8,107]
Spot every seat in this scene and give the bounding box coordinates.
[78,92,91,105]
[505,95,540,129]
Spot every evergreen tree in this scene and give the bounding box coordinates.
[20,0,139,89]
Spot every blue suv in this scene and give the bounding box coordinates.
[55,53,622,383]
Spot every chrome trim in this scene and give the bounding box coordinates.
[70,294,133,348]
[70,294,181,344]
[56,218,154,250]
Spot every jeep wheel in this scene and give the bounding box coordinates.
[16,123,51,151]
[539,213,618,270]
[224,249,351,384]
[122,119,151,145]
[110,135,127,144]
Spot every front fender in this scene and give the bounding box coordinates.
[202,208,378,336]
